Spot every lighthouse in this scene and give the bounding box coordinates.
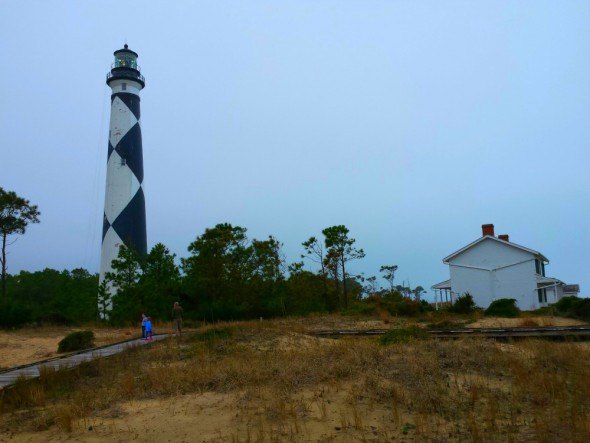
[99,44,147,303]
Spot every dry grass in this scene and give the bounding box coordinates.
[1,317,590,441]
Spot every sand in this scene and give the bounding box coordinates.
[466,316,588,328]
[0,327,138,369]
[5,386,407,442]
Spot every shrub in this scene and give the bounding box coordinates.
[448,293,477,314]
[392,298,423,317]
[485,298,520,318]
[379,326,429,344]
[343,300,377,316]
[554,296,590,321]
[57,331,95,353]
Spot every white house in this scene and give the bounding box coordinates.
[431,224,580,310]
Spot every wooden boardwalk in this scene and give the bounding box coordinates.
[0,335,169,389]
[312,325,590,339]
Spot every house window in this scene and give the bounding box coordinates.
[535,259,547,276]
[537,288,547,303]
[121,83,127,91]
[120,158,126,166]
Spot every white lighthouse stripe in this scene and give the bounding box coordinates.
[103,150,142,224]
[99,226,125,283]
[109,96,138,148]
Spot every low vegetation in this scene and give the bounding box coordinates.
[379,325,429,344]
[553,296,590,321]
[1,317,589,441]
[485,298,520,318]
[57,330,95,353]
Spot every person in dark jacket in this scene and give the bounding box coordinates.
[172,302,183,337]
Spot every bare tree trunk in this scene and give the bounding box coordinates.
[1,232,6,300]
[341,258,347,309]
[319,261,329,309]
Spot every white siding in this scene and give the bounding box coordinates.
[448,238,539,310]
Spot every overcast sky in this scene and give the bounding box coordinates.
[1,1,589,299]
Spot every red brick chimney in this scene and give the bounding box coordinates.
[498,234,509,242]
[482,224,495,237]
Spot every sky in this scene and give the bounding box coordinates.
[1,1,589,300]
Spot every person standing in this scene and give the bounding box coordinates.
[144,316,153,341]
[172,302,183,337]
[141,313,147,339]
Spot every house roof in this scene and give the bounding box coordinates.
[536,275,563,285]
[442,235,548,264]
[431,279,451,290]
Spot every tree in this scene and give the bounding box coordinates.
[0,188,40,300]
[379,265,398,292]
[412,285,426,302]
[104,246,142,322]
[181,223,252,320]
[301,236,329,307]
[364,276,380,297]
[97,280,111,320]
[104,243,181,323]
[322,225,365,309]
[250,236,286,315]
[141,243,180,319]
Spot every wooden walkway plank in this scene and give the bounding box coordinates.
[0,335,169,389]
[311,325,590,339]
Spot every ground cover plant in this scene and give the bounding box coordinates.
[485,298,520,318]
[1,316,589,441]
[57,330,95,353]
[553,296,590,321]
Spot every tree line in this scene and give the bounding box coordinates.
[1,187,429,326]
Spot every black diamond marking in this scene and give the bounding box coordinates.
[102,213,111,242]
[111,187,147,255]
[115,123,143,182]
[112,93,141,121]
[107,141,115,161]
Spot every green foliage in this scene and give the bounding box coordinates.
[0,187,41,299]
[0,221,422,327]
[0,268,98,327]
[57,330,95,353]
[420,299,435,312]
[448,293,477,314]
[379,326,429,345]
[322,225,365,309]
[343,292,429,318]
[106,243,180,324]
[485,298,520,318]
[553,296,590,321]
[343,300,378,316]
[379,265,398,292]
[0,301,33,327]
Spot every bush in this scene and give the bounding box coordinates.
[379,326,429,345]
[485,298,520,318]
[448,293,477,314]
[57,330,95,353]
[554,296,590,321]
[343,300,377,316]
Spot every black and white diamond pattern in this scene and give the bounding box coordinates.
[100,92,147,282]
